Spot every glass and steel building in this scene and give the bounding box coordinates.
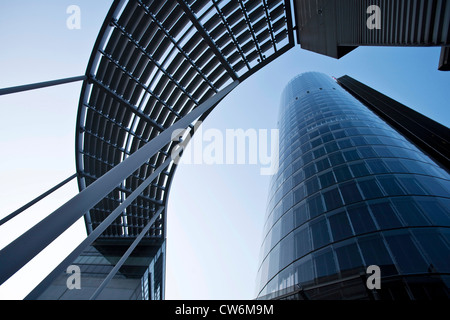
[256,72,450,300]
[1,0,449,300]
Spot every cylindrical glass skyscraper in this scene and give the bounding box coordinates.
[256,72,450,300]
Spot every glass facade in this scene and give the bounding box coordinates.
[34,243,165,300]
[256,72,450,300]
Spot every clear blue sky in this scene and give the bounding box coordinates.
[0,1,449,300]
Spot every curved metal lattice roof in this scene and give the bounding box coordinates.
[76,0,294,240]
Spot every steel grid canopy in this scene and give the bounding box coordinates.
[76,0,295,240]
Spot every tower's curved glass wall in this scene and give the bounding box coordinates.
[256,72,450,300]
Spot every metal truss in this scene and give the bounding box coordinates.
[76,0,295,240]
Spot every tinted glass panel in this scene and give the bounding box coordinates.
[384,231,428,274]
[323,187,344,211]
[294,202,309,227]
[319,171,336,188]
[369,200,403,229]
[398,176,428,195]
[413,229,450,273]
[343,149,360,161]
[339,181,363,204]
[329,152,345,166]
[334,165,352,182]
[358,234,397,276]
[350,162,370,177]
[310,217,330,249]
[305,177,320,195]
[358,178,384,199]
[295,257,314,285]
[366,159,389,174]
[314,248,338,281]
[377,176,406,196]
[335,241,363,275]
[391,198,430,227]
[415,198,450,226]
[328,210,353,241]
[308,194,325,218]
[347,204,377,234]
[294,225,311,259]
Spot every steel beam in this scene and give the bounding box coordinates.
[25,157,168,299]
[0,174,77,226]
[0,76,87,96]
[0,80,239,286]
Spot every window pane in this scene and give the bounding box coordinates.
[323,187,344,211]
[384,231,428,274]
[268,244,280,279]
[413,229,450,273]
[335,241,364,275]
[377,175,406,196]
[329,152,345,166]
[347,204,377,234]
[328,210,353,241]
[339,181,363,204]
[334,165,352,182]
[319,171,336,189]
[294,202,309,227]
[325,141,339,153]
[294,225,311,259]
[358,178,384,199]
[281,210,294,237]
[293,184,306,204]
[350,162,370,177]
[358,234,397,276]
[313,147,326,159]
[397,176,428,195]
[415,198,450,226]
[279,233,294,269]
[384,159,409,173]
[305,177,320,195]
[352,136,367,146]
[338,139,353,150]
[307,193,325,218]
[369,200,403,229]
[400,159,428,175]
[343,149,360,161]
[391,198,430,227]
[304,163,316,179]
[316,157,331,172]
[294,256,314,286]
[415,176,450,197]
[310,217,330,249]
[313,248,338,281]
[358,146,377,158]
[366,159,389,174]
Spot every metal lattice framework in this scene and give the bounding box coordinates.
[77,0,294,240]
